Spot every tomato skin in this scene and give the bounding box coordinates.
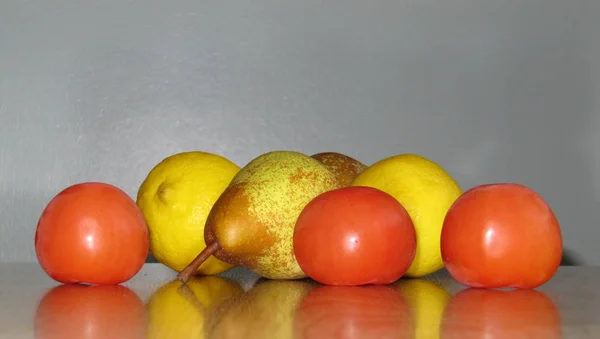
[35,182,149,285]
[293,186,417,286]
[440,183,562,289]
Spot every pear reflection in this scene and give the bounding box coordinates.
[394,279,452,339]
[34,284,147,339]
[441,288,561,339]
[146,275,244,339]
[294,284,414,339]
[205,279,318,339]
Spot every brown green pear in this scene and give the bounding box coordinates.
[178,150,341,282]
[311,152,367,187]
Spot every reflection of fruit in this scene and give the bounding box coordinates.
[352,154,462,277]
[311,152,367,187]
[206,279,317,339]
[441,183,563,289]
[395,279,452,339]
[293,186,416,286]
[294,285,414,339]
[35,182,149,285]
[137,151,240,275]
[441,288,561,339]
[146,276,243,339]
[34,284,147,339]
[178,151,341,282]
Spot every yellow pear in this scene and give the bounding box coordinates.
[178,150,341,282]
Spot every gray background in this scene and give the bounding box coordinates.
[1,0,598,265]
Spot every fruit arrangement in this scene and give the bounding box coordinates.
[34,150,563,290]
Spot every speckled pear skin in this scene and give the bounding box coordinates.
[311,152,368,187]
[204,150,342,279]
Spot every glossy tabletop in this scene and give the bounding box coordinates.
[1,263,599,338]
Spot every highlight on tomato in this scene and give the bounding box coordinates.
[440,183,562,289]
[35,182,149,285]
[293,186,417,286]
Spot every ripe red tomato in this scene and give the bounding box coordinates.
[34,284,147,339]
[293,186,417,286]
[35,182,149,285]
[440,183,563,289]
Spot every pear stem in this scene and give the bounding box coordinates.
[177,241,220,284]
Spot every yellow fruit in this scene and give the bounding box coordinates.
[137,151,241,275]
[395,279,452,339]
[198,150,341,280]
[146,276,244,339]
[351,154,462,277]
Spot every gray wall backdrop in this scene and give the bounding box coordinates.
[1,0,598,265]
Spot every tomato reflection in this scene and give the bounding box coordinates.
[34,284,147,339]
[294,285,414,339]
[441,288,561,339]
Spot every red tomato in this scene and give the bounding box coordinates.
[440,183,563,289]
[293,186,417,286]
[441,288,561,339]
[35,182,149,285]
[34,284,147,339]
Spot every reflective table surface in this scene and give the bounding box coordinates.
[1,263,599,338]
